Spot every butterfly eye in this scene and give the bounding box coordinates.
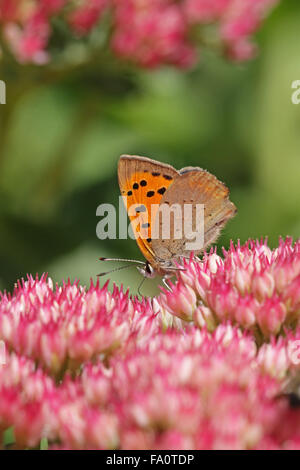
[136,262,155,279]
[145,262,155,277]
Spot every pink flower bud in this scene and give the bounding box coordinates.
[257,297,287,337]
[160,282,197,322]
[193,304,217,331]
[252,271,275,301]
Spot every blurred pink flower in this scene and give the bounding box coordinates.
[184,0,231,22]
[0,353,57,448]
[1,0,67,63]
[220,0,279,60]
[68,0,108,35]
[51,326,288,449]
[0,329,296,450]
[0,0,279,66]
[0,0,19,22]
[111,0,196,68]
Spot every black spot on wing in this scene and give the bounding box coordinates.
[157,187,166,195]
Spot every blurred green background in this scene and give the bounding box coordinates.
[0,1,299,296]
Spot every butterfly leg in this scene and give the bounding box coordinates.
[137,276,146,297]
[162,276,172,291]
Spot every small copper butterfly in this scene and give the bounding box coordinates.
[99,154,236,286]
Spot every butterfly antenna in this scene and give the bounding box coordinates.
[97,264,136,277]
[99,257,145,265]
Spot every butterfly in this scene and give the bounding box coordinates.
[99,155,236,287]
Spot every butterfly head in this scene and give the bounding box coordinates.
[136,261,156,279]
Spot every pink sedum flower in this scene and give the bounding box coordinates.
[0,0,279,66]
[0,0,67,63]
[0,353,58,448]
[0,275,158,377]
[0,237,300,449]
[68,0,108,35]
[159,238,300,339]
[160,281,197,321]
[111,0,196,68]
[184,0,231,23]
[67,327,285,450]
[256,296,287,337]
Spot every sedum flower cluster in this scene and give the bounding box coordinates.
[0,0,278,66]
[0,237,300,449]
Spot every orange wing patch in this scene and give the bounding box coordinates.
[120,171,175,262]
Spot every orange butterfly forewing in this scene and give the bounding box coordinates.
[118,155,178,264]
